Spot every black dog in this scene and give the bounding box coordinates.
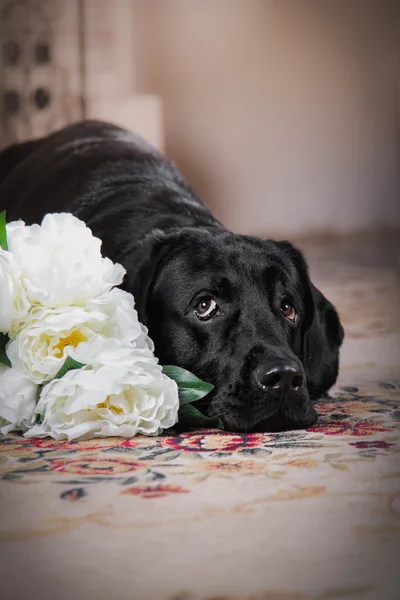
[0,120,344,432]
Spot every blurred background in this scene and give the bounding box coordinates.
[0,0,399,238]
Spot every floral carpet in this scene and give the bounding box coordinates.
[0,234,399,600]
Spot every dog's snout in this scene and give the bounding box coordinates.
[256,362,304,392]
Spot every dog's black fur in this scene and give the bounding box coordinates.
[0,121,344,432]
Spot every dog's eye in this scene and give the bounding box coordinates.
[195,297,219,321]
[280,300,297,322]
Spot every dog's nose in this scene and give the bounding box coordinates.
[256,362,304,392]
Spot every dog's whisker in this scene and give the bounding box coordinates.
[198,405,224,427]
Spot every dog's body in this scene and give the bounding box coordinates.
[0,121,344,432]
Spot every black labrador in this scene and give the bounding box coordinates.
[0,120,344,432]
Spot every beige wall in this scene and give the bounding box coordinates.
[132,0,400,236]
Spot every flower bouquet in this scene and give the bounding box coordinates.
[0,211,221,441]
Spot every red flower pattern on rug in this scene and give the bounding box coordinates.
[122,484,190,498]
[49,457,143,475]
[309,420,391,436]
[0,384,398,500]
[160,432,269,453]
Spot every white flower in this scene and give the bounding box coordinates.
[25,338,179,441]
[7,288,151,384]
[0,366,38,434]
[7,213,125,307]
[0,248,30,334]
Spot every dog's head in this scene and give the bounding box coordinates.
[124,228,344,432]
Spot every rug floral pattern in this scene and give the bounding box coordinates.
[1,383,399,501]
[0,236,399,600]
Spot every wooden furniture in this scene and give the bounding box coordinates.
[0,0,163,149]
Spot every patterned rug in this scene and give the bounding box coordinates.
[1,234,399,600]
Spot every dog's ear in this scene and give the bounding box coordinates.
[304,282,344,398]
[277,241,344,399]
[121,228,181,326]
[122,226,205,326]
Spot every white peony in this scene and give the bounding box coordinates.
[7,288,152,384]
[0,248,30,334]
[0,366,38,434]
[6,213,125,307]
[25,338,179,441]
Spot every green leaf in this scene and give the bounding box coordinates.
[177,403,224,430]
[0,333,11,367]
[162,365,214,405]
[0,210,8,251]
[54,356,86,380]
[162,365,220,431]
